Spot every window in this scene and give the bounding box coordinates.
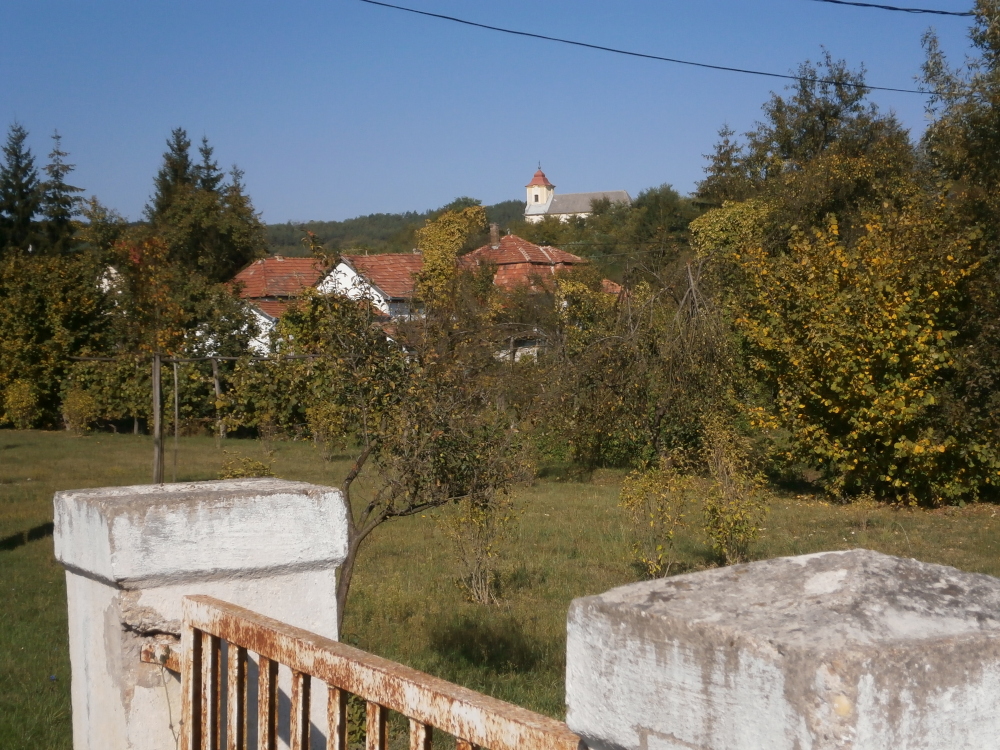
[534,194,539,202]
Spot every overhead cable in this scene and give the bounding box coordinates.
[809,0,972,16]
[358,0,925,95]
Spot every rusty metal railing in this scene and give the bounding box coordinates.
[179,595,584,750]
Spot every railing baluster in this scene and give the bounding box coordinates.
[226,645,247,750]
[409,718,432,750]
[183,596,583,750]
[203,634,222,750]
[291,671,311,750]
[366,701,388,750]
[180,624,203,750]
[327,687,348,750]
[257,656,278,750]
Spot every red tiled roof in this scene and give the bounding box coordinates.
[464,234,585,267]
[232,256,326,299]
[343,254,424,300]
[251,299,294,319]
[526,169,554,188]
[602,278,623,295]
[462,234,587,290]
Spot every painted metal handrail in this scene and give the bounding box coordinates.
[179,595,584,750]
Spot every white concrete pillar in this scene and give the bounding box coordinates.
[54,478,349,750]
[566,549,1000,750]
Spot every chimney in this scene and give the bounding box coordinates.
[490,223,500,249]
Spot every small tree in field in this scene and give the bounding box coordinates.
[228,207,526,623]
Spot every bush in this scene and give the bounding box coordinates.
[61,388,99,434]
[439,493,518,605]
[619,462,695,577]
[217,451,274,479]
[2,380,40,430]
[701,418,767,565]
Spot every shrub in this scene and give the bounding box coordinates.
[701,418,767,565]
[439,493,518,605]
[619,462,695,577]
[217,451,274,479]
[61,388,99,435]
[3,379,40,430]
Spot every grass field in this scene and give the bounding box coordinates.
[3,430,1000,749]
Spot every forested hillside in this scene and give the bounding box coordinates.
[266,198,524,255]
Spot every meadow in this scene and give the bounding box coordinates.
[3,430,1000,750]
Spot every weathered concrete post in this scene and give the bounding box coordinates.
[567,549,1000,750]
[54,478,349,750]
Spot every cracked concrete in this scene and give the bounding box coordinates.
[54,478,349,750]
[567,549,1000,750]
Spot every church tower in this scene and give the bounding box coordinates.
[526,168,555,207]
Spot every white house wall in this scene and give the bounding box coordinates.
[317,262,391,315]
[249,308,275,356]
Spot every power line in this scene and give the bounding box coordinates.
[809,0,973,16]
[358,0,925,95]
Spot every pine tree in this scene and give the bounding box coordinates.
[195,136,224,193]
[41,131,84,254]
[0,123,42,254]
[146,127,265,282]
[147,128,194,220]
[696,125,752,205]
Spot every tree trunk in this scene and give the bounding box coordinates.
[335,532,360,634]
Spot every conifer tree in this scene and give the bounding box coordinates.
[0,123,42,254]
[146,128,265,282]
[147,128,194,220]
[41,131,84,254]
[195,136,224,193]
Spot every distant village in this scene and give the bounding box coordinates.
[236,169,628,353]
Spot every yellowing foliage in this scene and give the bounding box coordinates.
[415,206,486,309]
[692,198,991,503]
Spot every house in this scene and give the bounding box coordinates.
[230,256,328,352]
[463,228,587,290]
[231,233,617,353]
[523,168,631,224]
[319,253,424,318]
[232,253,424,351]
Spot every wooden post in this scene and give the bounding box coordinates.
[152,352,163,484]
[211,357,225,442]
[173,361,180,483]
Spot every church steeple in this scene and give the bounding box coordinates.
[526,168,555,207]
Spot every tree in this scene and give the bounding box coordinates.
[195,137,224,193]
[696,52,914,243]
[147,128,195,220]
[697,125,752,206]
[147,128,266,282]
[691,194,992,504]
[0,123,42,254]
[225,210,527,622]
[0,250,110,426]
[40,131,84,254]
[920,1,1000,455]
[414,204,487,307]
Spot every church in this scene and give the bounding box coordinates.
[523,168,631,223]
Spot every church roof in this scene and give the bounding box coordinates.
[547,191,631,216]
[526,169,554,188]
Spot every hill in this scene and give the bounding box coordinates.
[266,199,525,256]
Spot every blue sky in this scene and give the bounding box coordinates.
[0,1,977,223]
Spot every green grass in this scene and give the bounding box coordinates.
[3,431,1000,749]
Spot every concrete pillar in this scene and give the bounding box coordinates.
[54,478,349,750]
[566,549,1000,750]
